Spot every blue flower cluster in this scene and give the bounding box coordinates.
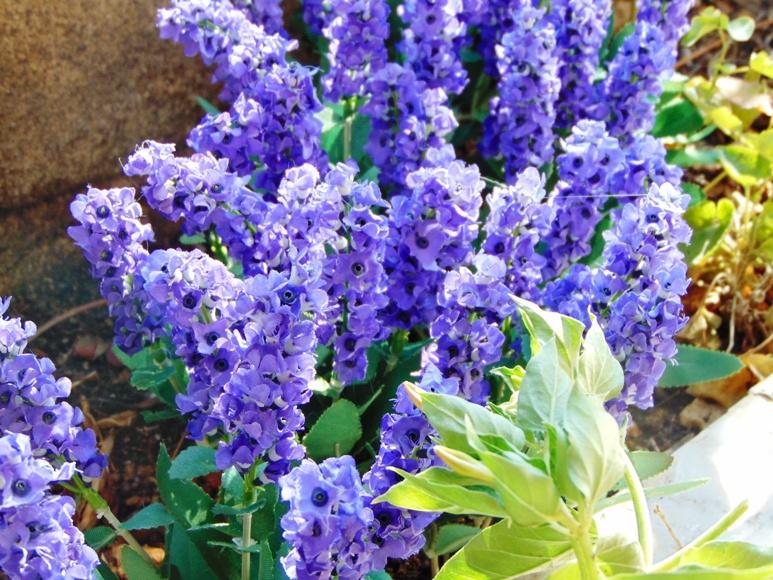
[279,456,376,579]
[160,0,326,189]
[0,303,103,580]
[399,0,468,95]
[382,153,483,329]
[232,0,286,36]
[0,433,98,580]
[481,4,561,180]
[363,64,458,190]
[321,0,390,101]
[0,300,106,478]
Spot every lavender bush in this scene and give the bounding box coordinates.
[55,0,734,578]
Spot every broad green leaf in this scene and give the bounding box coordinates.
[121,546,162,580]
[727,16,755,42]
[417,390,525,455]
[659,345,744,387]
[747,129,773,162]
[708,106,743,135]
[490,364,525,393]
[514,297,584,372]
[578,313,624,401]
[612,451,673,491]
[681,183,706,207]
[221,466,244,505]
[683,198,734,263]
[376,467,506,518]
[84,526,116,550]
[350,113,371,164]
[517,339,573,433]
[667,147,721,167]
[750,52,773,78]
[652,98,704,137]
[169,524,219,580]
[168,445,217,480]
[157,444,214,527]
[432,524,481,556]
[436,546,489,580]
[682,8,728,47]
[480,451,571,527]
[303,399,362,460]
[462,520,572,579]
[605,23,636,63]
[553,391,626,507]
[667,541,773,575]
[123,503,176,531]
[720,145,772,188]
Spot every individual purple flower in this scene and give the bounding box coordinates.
[321,0,390,101]
[363,64,458,191]
[481,4,561,180]
[279,456,377,579]
[399,0,469,95]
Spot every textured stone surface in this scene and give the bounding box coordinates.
[0,0,218,208]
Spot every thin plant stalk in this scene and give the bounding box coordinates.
[624,453,654,568]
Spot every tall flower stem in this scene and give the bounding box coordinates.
[624,453,654,568]
[571,515,599,580]
[241,462,259,580]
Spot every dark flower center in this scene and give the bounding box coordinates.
[415,236,429,249]
[214,358,230,372]
[311,487,329,507]
[351,262,365,276]
[182,293,198,309]
[281,288,298,305]
[344,337,357,352]
[494,241,505,254]
[406,429,420,444]
[211,184,223,194]
[96,206,110,218]
[206,332,219,345]
[12,479,30,497]
[42,411,56,424]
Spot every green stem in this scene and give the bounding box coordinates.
[74,477,156,567]
[655,500,749,572]
[242,512,253,580]
[344,115,353,161]
[624,453,654,568]
[571,518,599,580]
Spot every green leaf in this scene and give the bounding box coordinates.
[663,541,773,577]
[613,451,673,492]
[683,199,734,263]
[168,524,219,580]
[599,478,710,511]
[180,233,207,245]
[351,113,371,164]
[432,524,481,556]
[667,147,721,167]
[659,345,744,387]
[130,365,175,391]
[479,451,570,526]
[606,23,636,62]
[720,145,772,188]
[303,399,362,460]
[121,546,162,580]
[490,364,525,393]
[550,534,644,578]
[141,408,180,423]
[708,106,743,135]
[418,390,525,455]
[436,546,490,580]
[750,52,773,79]
[84,526,116,550]
[168,446,218,480]
[553,391,626,507]
[727,16,755,42]
[195,96,220,115]
[460,520,572,579]
[156,444,214,527]
[514,296,584,373]
[221,467,244,506]
[123,503,176,531]
[682,183,706,207]
[365,572,392,580]
[682,8,728,47]
[652,98,704,138]
[577,313,624,401]
[376,467,507,518]
[517,339,573,433]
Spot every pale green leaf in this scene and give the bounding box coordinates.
[683,198,734,263]
[720,145,772,188]
[682,8,728,47]
[514,296,584,373]
[727,16,755,42]
[375,467,506,518]
[518,339,573,433]
[578,313,624,401]
[750,52,773,79]
[432,524,482,556]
